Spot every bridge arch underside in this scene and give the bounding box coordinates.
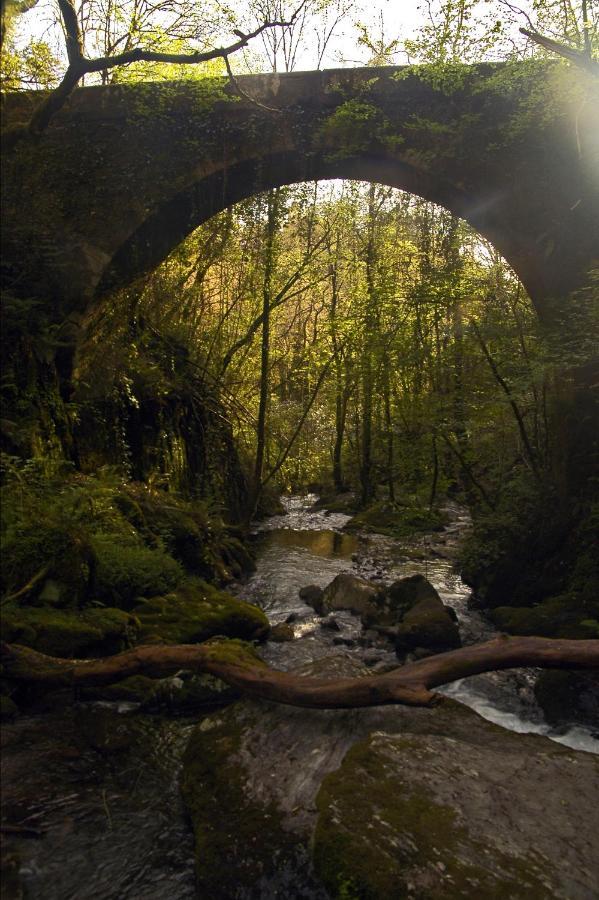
[99,151,548,320]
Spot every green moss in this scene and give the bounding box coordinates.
[345,501,447,537]
[0,604,139,657]
[490,595,599,639]
[134,579,269,644]
[180,707,299,894]
[115,486,255,583]
[313,737,553,899]
[79,669,240,711]
[318,99,403,161]
[91,534,184,608]
[1,523,94,606]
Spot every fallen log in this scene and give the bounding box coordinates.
[2,636,598,710]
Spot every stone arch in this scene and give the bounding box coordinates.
[2,63,597,327]
[99,151,538,306]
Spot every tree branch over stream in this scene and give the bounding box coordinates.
[2,636,598,710]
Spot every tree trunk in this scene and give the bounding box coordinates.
[252,189,279,514]
[360,184,378,508]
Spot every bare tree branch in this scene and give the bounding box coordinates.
[2,636,598,710]
[520,27,599,76]
[2,2,308,147]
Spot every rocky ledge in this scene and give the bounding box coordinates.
[180,655,599,899]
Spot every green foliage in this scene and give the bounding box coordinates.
[0,38,60,90]
[0,457,252,613]
[319,100,403,160]
[393,61,472,94]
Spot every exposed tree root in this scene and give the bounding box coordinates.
[2,636,598,710]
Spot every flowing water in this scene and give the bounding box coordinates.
[238,495,599,754]
[2,494,596,899]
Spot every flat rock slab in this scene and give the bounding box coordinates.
[314,731,599,899]
[180,656,599,899]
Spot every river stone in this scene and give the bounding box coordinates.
[321,573,382,619]
[180,655,599,899]
[370,574,462,652]
[270,622,296,642]
[394,596,461,652]
[299,584,325,613]
[534,669,599,729]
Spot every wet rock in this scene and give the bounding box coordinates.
[77,706,140,754]
[362,654,383,667]
[446,604,459,622]
[320,573,382,619]
[81,671,240,712]
[394,601,461,653]
[0,695,19,720]
[534,669,599,730]
[270,623,296,642]
[313,727,599,900]
[332,637,355,647]
[359,628,384,645]
[285,613,300,623]
[181,655,599,900]
[320,616,341,631]
[372,574,461,652]
[299,584,324,613]
[151,672,240,712]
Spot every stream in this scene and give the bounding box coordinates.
[239,495,598,754]
[1,494,597,900]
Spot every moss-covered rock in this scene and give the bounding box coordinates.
[384,575,461,652]
[345,501,447,537]
[180,707,312,898]
[313,728,599,899]
[180,654,599,900]
[534,669,599,729]
[489,595,599,639]
[0,605,139,657]
[312,492,359,514]
[1,524,95,607]
[79,670,240,712]
[269,622,296,642]
[133,579,269,644]
[91,535,184,609]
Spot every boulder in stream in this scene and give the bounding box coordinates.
[299,584,325,614]
[270,622,296,642]
[387,574,462,653]
[320,573,383,619]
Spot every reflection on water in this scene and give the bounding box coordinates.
[266,528,358,558]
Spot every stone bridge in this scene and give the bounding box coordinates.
[2,61,598,325]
